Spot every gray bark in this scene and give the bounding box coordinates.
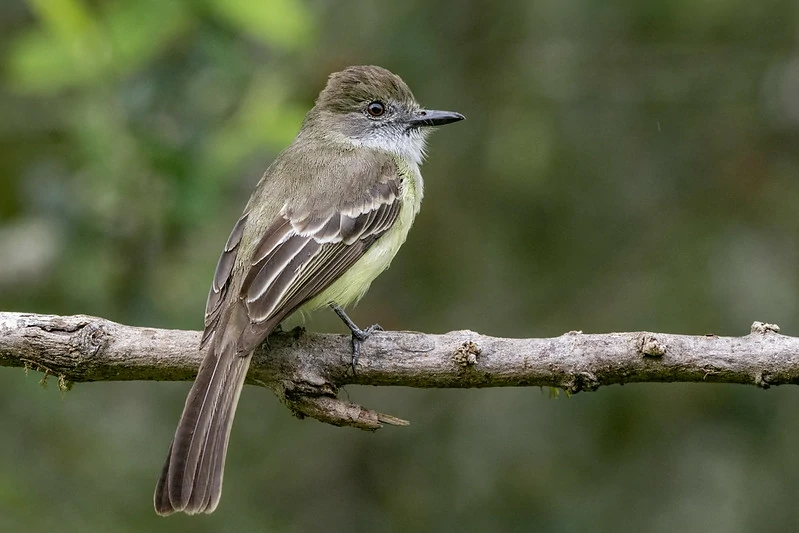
[1,312,797,430]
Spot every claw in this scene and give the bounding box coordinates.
[331,304,381,374]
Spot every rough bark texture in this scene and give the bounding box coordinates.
[1,312,797,430]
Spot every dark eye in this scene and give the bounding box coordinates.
[367,101,385,117]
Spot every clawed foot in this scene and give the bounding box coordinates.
[350,322,383,374]
[331,304,382,374]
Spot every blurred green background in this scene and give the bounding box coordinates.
[1,0,798,531]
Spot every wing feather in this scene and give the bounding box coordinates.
[246,238,322,321]
[244,234,316,304]
[250,217,292,265]
[234,177,403,354]
[201,213,249,348]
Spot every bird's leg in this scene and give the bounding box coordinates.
[330,303,383,374]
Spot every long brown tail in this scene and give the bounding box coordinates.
[154,304,253,515]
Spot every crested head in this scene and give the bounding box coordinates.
[316,65,419,114]
[304,66,464,166]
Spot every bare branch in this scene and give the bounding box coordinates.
[1,312,797,430]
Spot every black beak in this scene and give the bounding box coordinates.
[408,109,465,128]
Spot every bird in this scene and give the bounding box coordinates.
[154,65,464,515]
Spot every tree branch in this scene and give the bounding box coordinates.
[1,312,797,430]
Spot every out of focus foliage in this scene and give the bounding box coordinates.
[1,0,798,531]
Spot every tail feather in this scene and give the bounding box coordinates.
[195,357,250,512]
[184,353,251,514]
[154,442,174,515]
[154,303,255,516]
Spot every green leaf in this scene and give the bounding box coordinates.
[204,0,314,50]
[6,0,190,94]
[6,0,106,92]
[102,0,191,75]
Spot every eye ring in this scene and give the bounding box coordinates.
[366,101,386,117]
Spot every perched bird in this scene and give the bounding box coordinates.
[154,65,464,515]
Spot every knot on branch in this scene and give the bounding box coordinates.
[750,321,780,335]
[564,371,600,394]
[453,340,481,367]
[69,322,109,358]
[754,371,772,389]
[638,334,667,357]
